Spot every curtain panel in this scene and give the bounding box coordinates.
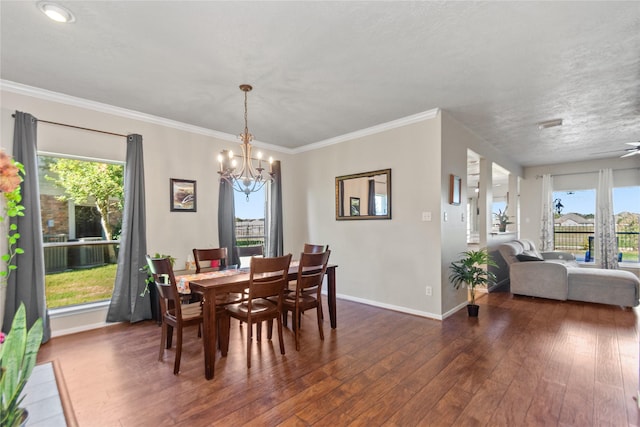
[107,134,150,322]
[4,111,51,341]
[596,168,619,269]
[266,161,283,258]
[539,174,554,252]
[218,179,239,267]
[367,179,376,215]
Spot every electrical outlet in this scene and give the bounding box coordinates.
[422,211,432,221]
[425,286,432,296]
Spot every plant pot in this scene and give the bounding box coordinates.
[467,304,479,317]
[498,224,507,232]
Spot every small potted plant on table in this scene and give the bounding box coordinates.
[449,248,497,317]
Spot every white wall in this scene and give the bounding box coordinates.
[291,114,445,317]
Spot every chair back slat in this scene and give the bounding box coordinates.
[303,243,329,254]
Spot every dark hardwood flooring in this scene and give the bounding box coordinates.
[37,292,639,426]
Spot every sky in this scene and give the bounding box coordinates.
[234,186,265,219]
[553,186,640,215]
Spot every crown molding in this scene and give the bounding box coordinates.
[1,80,292,154]
[291,108,440,154]
[2,80,440,156]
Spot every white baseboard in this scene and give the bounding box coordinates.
[335,292,446,321]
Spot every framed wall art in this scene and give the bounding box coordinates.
[170,178,196,212]
[350,197,361,216]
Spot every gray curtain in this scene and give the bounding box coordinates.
[266,161,283,257]
[367,179,376,215]
[218,179,239,266]
[107,134,149,322]
[5,111,51,341]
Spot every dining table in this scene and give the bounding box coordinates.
[177,262,338,380]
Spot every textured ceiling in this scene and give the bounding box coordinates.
[1,1,639,167]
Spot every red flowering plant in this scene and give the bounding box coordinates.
[0,150,25,288]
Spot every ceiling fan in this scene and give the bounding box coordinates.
[591,141,640,158]
[620,142,640,157]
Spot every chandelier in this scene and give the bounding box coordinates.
[217,84,275,199]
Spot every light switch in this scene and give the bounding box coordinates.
[422,211,432,221]
[444,212,448,222]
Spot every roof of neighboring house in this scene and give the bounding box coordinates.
[555,213,594,225]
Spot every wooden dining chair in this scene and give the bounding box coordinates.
[193,247,231,273]
[146,255,203,375]
[192,247,244,308]
[224,254,292,368]
[285,244,329,296]
[236,245,264,267]
[280,250,331,351]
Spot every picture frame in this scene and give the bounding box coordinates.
[170,178,197,212]
[350,197,361,216]
[449,174,461,205]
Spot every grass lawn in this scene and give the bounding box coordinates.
[46,264,116,309]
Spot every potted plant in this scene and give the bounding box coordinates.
[0,303,44,426]
[449,248,497,317]
[494,206,512,232]
[139,253,176,297]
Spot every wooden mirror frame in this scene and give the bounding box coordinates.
[335,169,392,220]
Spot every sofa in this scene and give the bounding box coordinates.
[498,239,640,307]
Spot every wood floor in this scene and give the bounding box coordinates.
[37,292,639,426]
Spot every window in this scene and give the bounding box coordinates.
[375,194,387,215]
[234,186,266,250]
[38,154,124,308]
[552,190,595,261]
[613,186,640,262]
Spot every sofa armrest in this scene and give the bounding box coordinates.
[510,261,569,300]
[541,251,576,262]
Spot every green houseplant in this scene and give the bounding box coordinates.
[0,150,25,330]
[0,303,44,426]
[494,206,512,232]
[449,248,497,317]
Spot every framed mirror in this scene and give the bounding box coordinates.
[335,169,391,220]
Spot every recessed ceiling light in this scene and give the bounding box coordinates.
[537,118,563,130]
[38,2,75,23]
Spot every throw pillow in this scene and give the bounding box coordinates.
[516,251,544,262]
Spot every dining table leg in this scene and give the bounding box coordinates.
[327,267,336,329]
[201,290,217,380]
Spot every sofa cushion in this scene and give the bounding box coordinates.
[567,268,640,307]
[516,251,544,262]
